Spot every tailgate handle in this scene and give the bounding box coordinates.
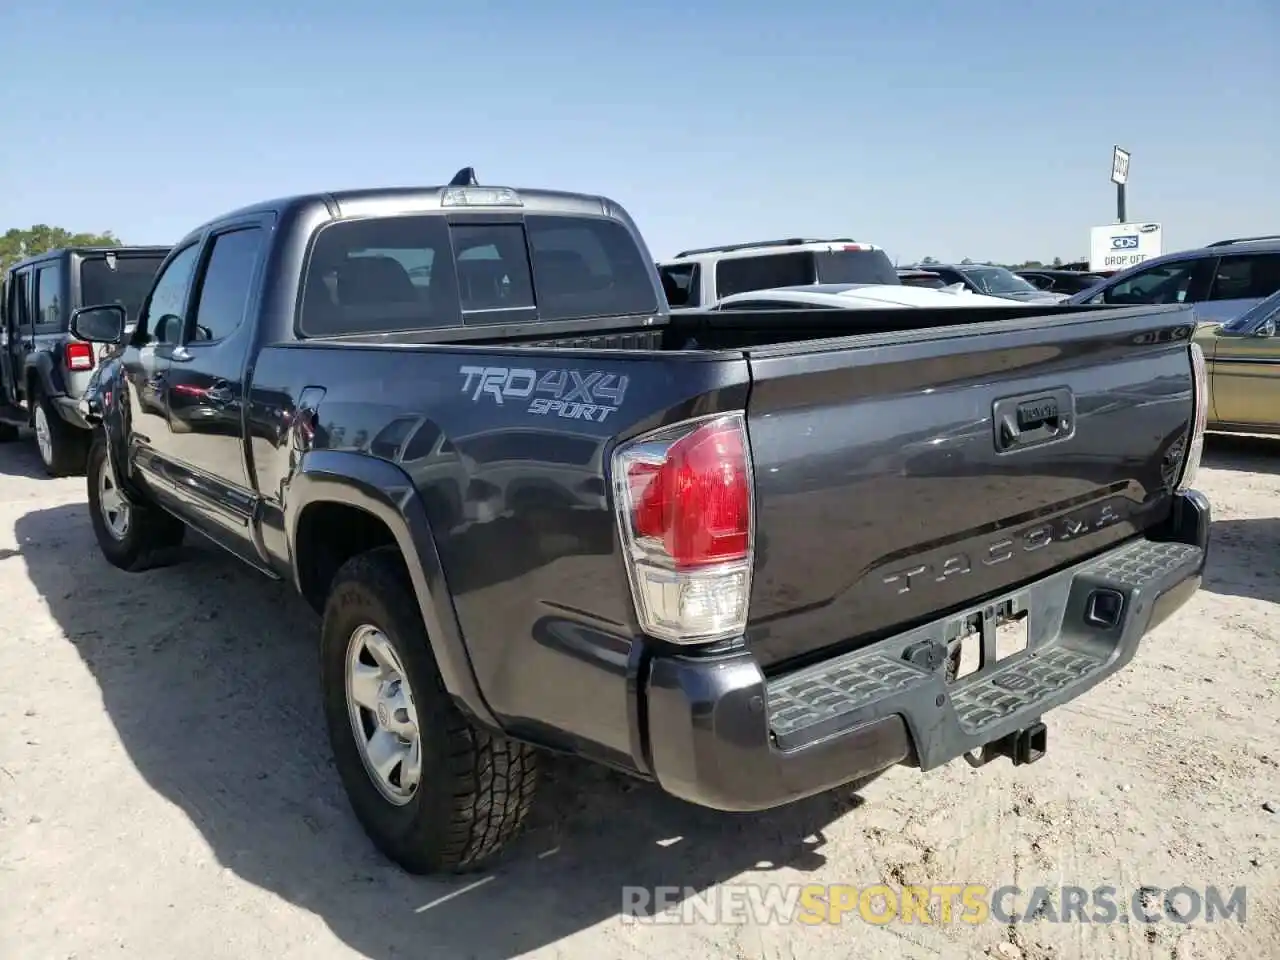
[994,388,1074,453]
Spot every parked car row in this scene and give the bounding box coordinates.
[654,231,1280,436]
[657,239,1071,313]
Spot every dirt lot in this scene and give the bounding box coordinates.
[1,436,1277,960]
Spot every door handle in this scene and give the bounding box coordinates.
[993,388,1075,453]
[205,384,233,405]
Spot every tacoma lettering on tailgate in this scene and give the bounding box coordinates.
[881,502,1124,595]
[459,365,629,423]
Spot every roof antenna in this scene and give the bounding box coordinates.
[449,167,478,187]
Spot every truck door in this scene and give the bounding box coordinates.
[120,243,202,499]
[159,219,268,562]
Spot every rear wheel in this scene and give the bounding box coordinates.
[33,393,89,477]
[0,422,19,443]
[86,436,185,571]
[321,547,539,874]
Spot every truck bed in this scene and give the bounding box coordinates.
[254,301,1196,696]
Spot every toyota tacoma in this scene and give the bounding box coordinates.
[72,169,1210,875]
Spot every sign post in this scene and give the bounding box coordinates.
[1110,146,1130,223]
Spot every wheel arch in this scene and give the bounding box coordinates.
[285,450,499,731]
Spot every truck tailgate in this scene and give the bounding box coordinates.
[742,305,1196,671]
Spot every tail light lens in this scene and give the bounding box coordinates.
[612,412,754,644]
[1176,342,1207,493]
[65,341,95,372]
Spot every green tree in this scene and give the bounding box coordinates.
[0,225,123,274]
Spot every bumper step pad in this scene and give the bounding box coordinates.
[765,538,1203,763]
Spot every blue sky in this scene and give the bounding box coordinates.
[2,1,1276,264]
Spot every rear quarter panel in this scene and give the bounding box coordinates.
[248,341,748,769]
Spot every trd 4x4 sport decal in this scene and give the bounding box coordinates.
[459,365,630,423]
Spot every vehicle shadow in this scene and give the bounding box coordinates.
[14,502,862,960]
[1201,516,1280,604]
[1201,433,1278,474]
[0,434,48,479]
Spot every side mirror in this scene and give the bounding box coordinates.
[1254,318,1276,338]
[70,304,127,344]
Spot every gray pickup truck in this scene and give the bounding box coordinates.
[72,170,1210,875]
[1,246,169,474]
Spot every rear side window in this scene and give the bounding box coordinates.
[1207,253,1280,301]
[298,214,656,336]
[716,253,814,299]
[34,262,62,327]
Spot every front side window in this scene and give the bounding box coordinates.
[958,266,1038,296]
[34,262,63,326]
[1207,253,1280,302]
[1096,260,1200,306]
[188,228,265,342]
[139,244,201,344]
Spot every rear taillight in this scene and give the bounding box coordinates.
[612,412,754,644]
[1176,341,1207,493]
[65,341,94,372]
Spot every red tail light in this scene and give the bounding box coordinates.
[613,413,755,644]
[626,419,750,568]
[65,342,94,372]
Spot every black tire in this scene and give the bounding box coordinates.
[86,436,186,571]
[320,547,539,875]
[33,391,89,477]
[0,422,19,443]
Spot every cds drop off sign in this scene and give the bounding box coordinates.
[1089,223,1162,272]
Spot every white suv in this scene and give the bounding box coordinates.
[657,237,903,310]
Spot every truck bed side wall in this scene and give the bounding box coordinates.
[247,342,749,772]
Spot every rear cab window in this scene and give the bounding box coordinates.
[298,213,658,336]
[813,248,898,285]
[79,253,167,323]
[715,253,813,299]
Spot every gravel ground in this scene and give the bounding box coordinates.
[0,435,1277,960]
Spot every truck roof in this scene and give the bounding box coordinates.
[191,181,625,247]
